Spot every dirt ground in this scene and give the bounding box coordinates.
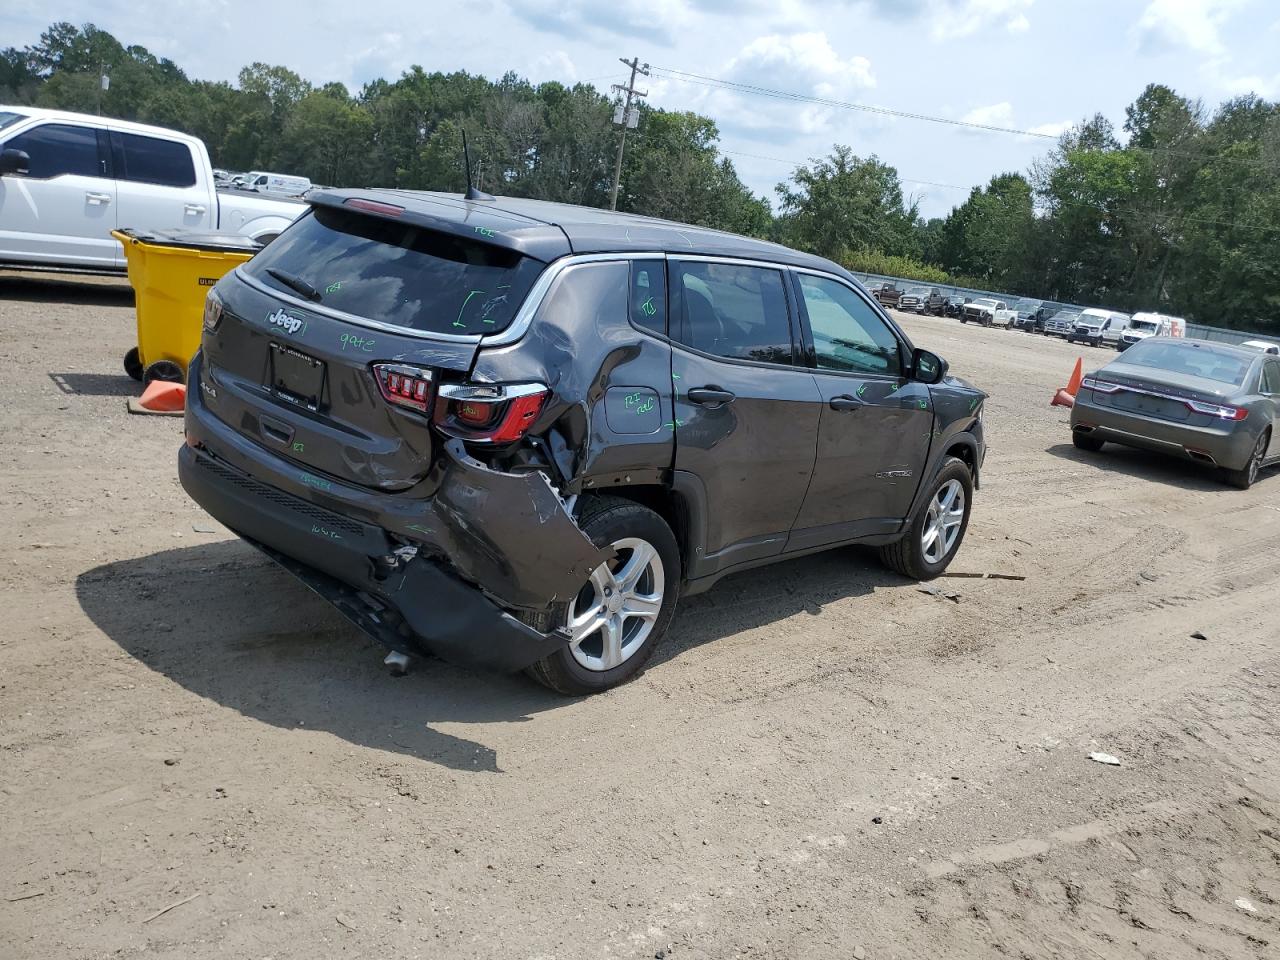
[1,273,1277,960]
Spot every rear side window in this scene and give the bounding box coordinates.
[630,261,666,336]
[115,132,196,187]
[672,260,793,364]
[244,206,544,335]
[1261,361,1280,394]
[5,123,102,179]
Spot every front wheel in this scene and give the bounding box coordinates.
[878,457,973,580]
[524,496,680,695]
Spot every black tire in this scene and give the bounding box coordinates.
[524,496,681,695]
[123,346,143,381]
[143,360,185,385]
[960,317,967,324]
[1222,430,1269,490]
[1072,431,1105,452]
[878,457,973,581]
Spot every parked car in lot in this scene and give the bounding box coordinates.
[1043,308,1082,338]
[1011,298,1052,332]
[869,282,902,309]
[1240,339,1280,355]
[0,106,303,271]
[944,294,971,318]
[898,286,946,315]
[1117,312,1186,352]
[241,171,312,198]
[180,190,987,694]
[1067,308,1131,348]
[1071,338,1280,489]
[960,297,1016,327]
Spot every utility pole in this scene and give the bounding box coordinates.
[608,57,649,211]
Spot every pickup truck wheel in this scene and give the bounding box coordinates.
[143,360,185,385]
[878,457,973,581]
[524,496,680,695]
[123,347,143,381]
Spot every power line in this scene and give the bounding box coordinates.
[609,57,649,211]
[652,63,1280,172]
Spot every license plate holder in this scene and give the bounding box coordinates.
[269,342,326,411]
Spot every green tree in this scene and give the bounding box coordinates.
[774,145,917,260]
[938,173,1034,285]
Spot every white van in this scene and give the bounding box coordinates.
[1240,339,1280,355]
[243,172,311,197]
[1117,312,1186,352]
[1066,308,1131,349]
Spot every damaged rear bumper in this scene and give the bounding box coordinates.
[179,354,609,672]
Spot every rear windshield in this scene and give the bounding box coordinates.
[1121,340,1252,386]
[243,206,543,334]
[0,111,26,132]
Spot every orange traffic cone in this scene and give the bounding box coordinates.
[1051,358,1084,408]
[128,380,187,416]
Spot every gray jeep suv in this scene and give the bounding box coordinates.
[180,190,987,694]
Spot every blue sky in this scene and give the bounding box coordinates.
[6,0,1280,218]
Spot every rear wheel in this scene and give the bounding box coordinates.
[878,457,973,580]
[1223,431,1269,490]
[524,496,680,695]
[143,360,185,385]
[123,346,143,381]
[1072,431,1105,452]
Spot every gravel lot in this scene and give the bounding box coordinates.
[1,274,1277,960]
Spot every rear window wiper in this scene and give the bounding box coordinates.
[265,268,321,302]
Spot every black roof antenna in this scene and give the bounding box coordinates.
[461,129,495,202]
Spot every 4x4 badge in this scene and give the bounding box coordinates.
[266,307,306,336]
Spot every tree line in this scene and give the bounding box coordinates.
[3,23,1277,330]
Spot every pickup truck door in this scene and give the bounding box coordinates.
[787,271,932,551]
[0,122,118,269]
[108,130,214,246]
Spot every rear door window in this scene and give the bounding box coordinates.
[114,132,197,187]
[630,261,667,336]
[4,123,103,179]
[671,260,794,365]
[243,206,544,335]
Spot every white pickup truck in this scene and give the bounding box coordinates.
[0,106,303,271]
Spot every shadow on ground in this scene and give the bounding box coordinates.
[1045,441,1234,492]
[0,273,134,307]
[49,372,138,397]
[77,539,890,773]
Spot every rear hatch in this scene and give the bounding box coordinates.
[199,196,563,491]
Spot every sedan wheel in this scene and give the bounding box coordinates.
[1224,431,1269,490]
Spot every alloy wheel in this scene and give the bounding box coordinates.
[921,479,965,565]
[567,537,665,672]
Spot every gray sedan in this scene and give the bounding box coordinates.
[1070,338,1280,489]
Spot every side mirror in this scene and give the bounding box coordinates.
[912,348,948,385]
[0,148,30,176]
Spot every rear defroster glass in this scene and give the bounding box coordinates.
[244,207,542,335]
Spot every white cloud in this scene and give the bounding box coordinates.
[1132,0,1246,56]
[960,102,1016,128]
[958,102,1070,139]
[532,50,579,84]
[926,0,1036,40]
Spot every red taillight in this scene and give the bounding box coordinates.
[433,383,549,443]
[373,363,433,413]
[1185,399,1247,420]
[344,197,404,218]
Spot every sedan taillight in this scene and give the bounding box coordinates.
[1185,399,1248,421]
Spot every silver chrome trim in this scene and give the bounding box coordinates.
[235,266,486,343]
[479,252,664,348]
[1086,379,1224,406]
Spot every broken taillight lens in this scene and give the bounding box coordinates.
[433,383,549,443]
[373,363,434,413]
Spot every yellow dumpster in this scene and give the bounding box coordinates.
[113,228,261,384]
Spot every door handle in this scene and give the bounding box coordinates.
[185,203,207,215]
[686,386,736,407]
[85,192,111,204]
[829,394,865,411]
